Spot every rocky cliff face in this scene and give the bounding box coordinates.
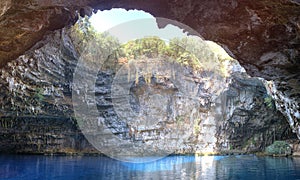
[0,0,299,143]
[0,28,295,155]
[0,29,96,154]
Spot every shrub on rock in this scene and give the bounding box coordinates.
[265,141,292,156]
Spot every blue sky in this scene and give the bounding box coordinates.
[89,8,191,44]
[90,9,154,32]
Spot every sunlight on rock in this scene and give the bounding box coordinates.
[205,41,233,61]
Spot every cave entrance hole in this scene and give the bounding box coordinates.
[72,8,243,159]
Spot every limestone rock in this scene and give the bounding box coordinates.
[0,27,295,154]
[0,0,299,144]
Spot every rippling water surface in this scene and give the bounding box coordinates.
[1,154,300,180]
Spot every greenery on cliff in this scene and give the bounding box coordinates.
[70,16,228,77]
[265,141,292,156]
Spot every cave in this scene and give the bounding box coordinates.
[0,0,300,179]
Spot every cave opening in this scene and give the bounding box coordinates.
[69,8,297,161]
[89,8,155,33]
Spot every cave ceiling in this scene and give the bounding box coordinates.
[1,0,299,79]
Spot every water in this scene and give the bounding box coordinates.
[1,154,300,180]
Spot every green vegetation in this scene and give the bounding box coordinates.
[175,115,185,125]
[265,141,292,156]
[70,16,230,77]
[193,125,200,135]
[70,16,120,68]
[120,37,167,59]
[117,36,221,73]
[34,88,44,102]
[264,95,274,109]
[229,144,233,150]
[193,118,201,135]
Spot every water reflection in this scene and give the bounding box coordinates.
[1,154,300,180]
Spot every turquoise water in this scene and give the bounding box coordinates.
[1,154,300,180]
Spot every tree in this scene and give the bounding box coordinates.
[70,15,120,67]
[71,17,226,77]
[120,37,167,59]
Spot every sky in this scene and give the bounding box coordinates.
[89,8,190,43]
[90,9,154,32]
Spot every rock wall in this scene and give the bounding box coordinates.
[0,28,295,154]
[0,0,299,143]
[215,73,294,153]
[0,29,96,154]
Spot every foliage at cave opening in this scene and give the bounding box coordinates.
[70,16,230,79]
